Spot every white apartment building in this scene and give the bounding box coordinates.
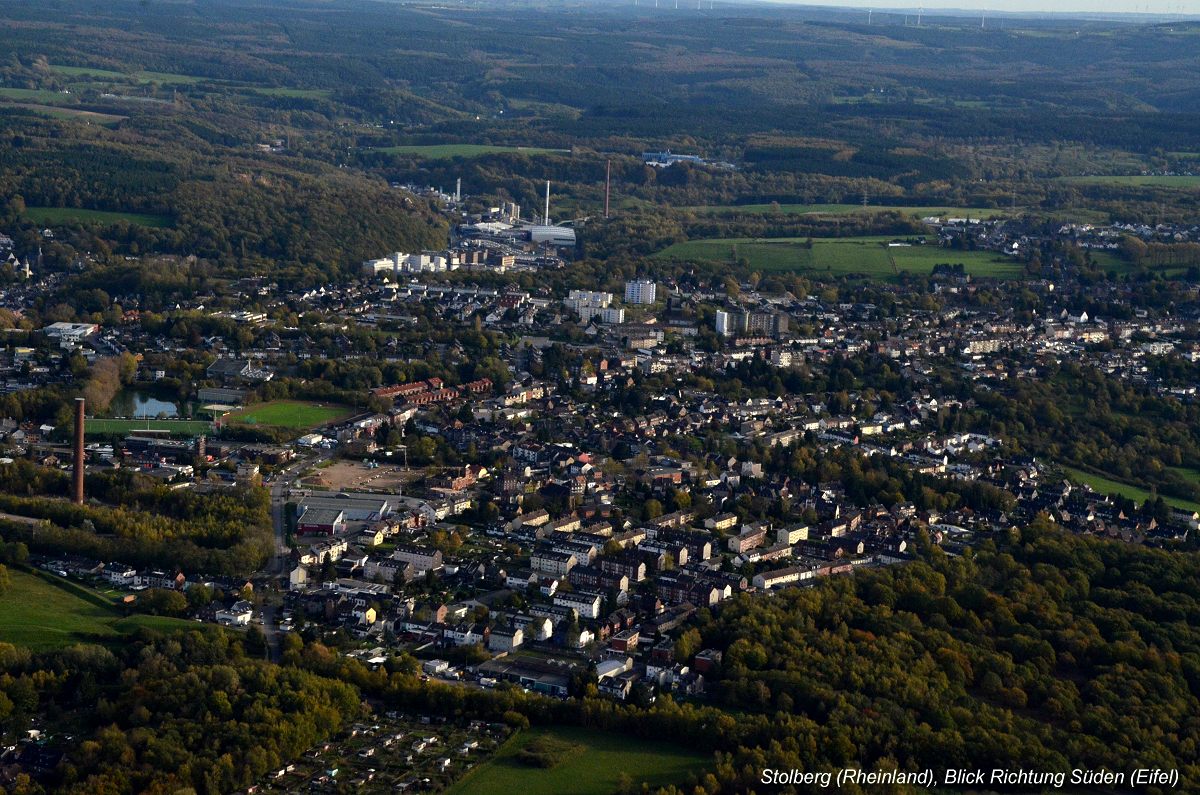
[624,279,657,305]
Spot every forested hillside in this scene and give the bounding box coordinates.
[3,0,1200,275]
[684,522,1200,792]
[0,634,361,794]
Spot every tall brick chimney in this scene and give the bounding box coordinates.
[73,397,85,504]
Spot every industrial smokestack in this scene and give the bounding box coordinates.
[605,160,611,219]
[73,398,85,504]
[455,178,461,203]
[544,180,550,225]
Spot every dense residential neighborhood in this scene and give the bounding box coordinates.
[4,203,1199,727]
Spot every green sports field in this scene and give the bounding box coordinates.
[25,206,172,228]
[0,569,199,651]
[223,400,353,430]
[85,418,211,436]
[655,236,1022,279]
[373,144,569,159]
[445,726,707,795]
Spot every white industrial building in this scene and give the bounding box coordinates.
[215,600,254,626]
[527,225,576,246]
[43,322,99,345]
[363,252,455,277]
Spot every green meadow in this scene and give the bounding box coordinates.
[50,64,328,98]
[0,87,76,103]
[374,143,569,159]
[1059,175,1200,188]
[445,726,707,795]
[1062,466,1200,514]
[0,103,126,125]
[0,569,201,651]
[685,203,1010,218]
[51,64,205,84]
[655,236,1022,278]
[25,206,172,228]
[249,87,332,99]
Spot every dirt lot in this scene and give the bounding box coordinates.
[301,459,424,493]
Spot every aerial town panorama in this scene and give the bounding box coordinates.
[0,0,1198,793]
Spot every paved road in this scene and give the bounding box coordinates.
[258,450,332,661]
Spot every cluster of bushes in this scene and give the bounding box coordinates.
[515,735,584,768]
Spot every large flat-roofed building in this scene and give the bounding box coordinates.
[296,508,346,535]
[476,655,577,697]
[576,304,625,325]
[295,491,392,522]
[565,289,625,325]
[531,549,577,577]
[43,322,99,344]
[197,387,247,405]
[642,150,704,168]
[527,225,577,246]
[363,252,452,276]
[566,290,613,307]
[554,589,604,619]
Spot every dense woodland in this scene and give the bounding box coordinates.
[967,363,1200,505]
[0,115,448,284]
[689,522,1200,793]
[0,634,360,794]
[0,463,272,576]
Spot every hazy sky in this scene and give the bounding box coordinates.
[806,0,1198,12]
